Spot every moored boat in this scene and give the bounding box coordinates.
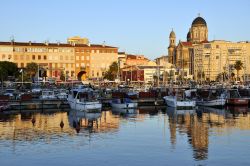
[67,85,102,112]
[226,89,248,106]
[163,89,196,109]
[196,89,226,108]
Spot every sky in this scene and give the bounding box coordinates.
[0,0,250,60]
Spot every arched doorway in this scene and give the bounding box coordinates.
[77,71,87,81]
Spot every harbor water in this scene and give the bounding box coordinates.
[0,107,250,166]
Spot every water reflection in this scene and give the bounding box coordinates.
[0,107,249,164]
[166,107,208,160]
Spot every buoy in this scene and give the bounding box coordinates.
[60,121,64,128]
[31,117,36,125]
[76,125,80,133]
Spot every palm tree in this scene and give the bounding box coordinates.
[234,60,243,81]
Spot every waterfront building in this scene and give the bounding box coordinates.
[168,15,250,82]
[155,55,168,66]
[121,60,165,84]
[125,54,149,66]
[193,40,250,81]
[0,41,75,78]
[118,52,126,69]
[89,44,118,80]
[67,36,89,45]
[0,40,118,81]
[167,15,208,80]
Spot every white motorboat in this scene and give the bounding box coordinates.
[111,98,138,109]
[163,89,196,109]
[67,85,102,112]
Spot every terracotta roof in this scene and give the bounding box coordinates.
[200,40,209,44]
[0,41,117,48]
[181,42,193,47]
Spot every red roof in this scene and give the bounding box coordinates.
[0,41,117,48]
[181,42,193,47]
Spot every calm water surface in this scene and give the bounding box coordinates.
[0,107,250,166]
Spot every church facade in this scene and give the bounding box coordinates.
[168,16,208,80]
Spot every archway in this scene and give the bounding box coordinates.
[77,71,87,81]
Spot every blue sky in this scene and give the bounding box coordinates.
[0,0,250,59]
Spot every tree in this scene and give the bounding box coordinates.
[216,72,228,82]
[103,61,118,81]
[0,61,19,90]
[231,72,235,81]
[234,60,243,81]
[60,71,65,81]
[26,62,38,80]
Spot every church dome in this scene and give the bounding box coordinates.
[169,30,176,38]
[192,16,207,26]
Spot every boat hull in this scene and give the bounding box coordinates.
[68,100,102,112]
[196,99,226,108]
[163,96,196,108]
[226,98,248,106]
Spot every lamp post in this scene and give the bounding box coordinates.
[37,64,40,84]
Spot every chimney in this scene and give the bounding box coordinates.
[44,41,49,46]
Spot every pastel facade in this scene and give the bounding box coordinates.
[0,41,118,81]
[194,41,250,81]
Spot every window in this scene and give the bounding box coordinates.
[38,55,41,60]
[14,55,18,60]
[76,63,79,67]
[32,55,35,60]
[81,56,84,60]
[26,55,29,60]
[86,56,89,60]
[216,56,219,59]
[44,55,47,60]
[76,56,79,60]
[60,55,63,60]
[2,54,5,59]
[20,55,24,60]
[92,70,94,77]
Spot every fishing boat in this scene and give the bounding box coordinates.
[196,89,226,108]
[67,85,102,112]
[111,98,138,109]
[226,89,248,106]
[163,89,196,109]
